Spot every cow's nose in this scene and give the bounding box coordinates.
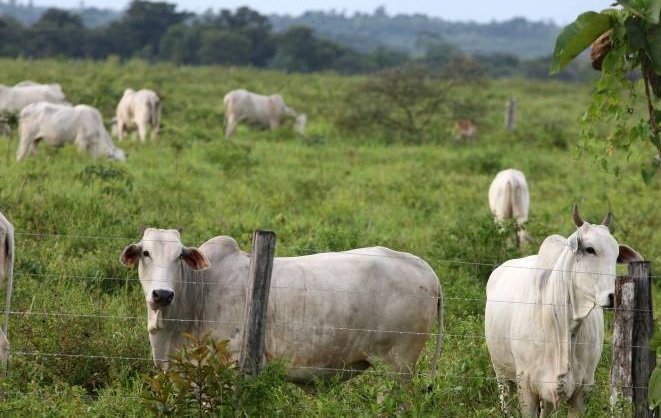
[607,293,615,309]
[152,289,174,307]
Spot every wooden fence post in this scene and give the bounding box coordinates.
[505,99,516,131]
[611,261,657,417]
[239,230,276,377]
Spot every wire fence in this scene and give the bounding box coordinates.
[1,229,656,403]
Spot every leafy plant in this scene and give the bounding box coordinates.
[143,333,287,417]
[551,0,661,181]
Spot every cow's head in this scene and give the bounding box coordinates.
[120,229,209,322]
[568,205,642,314]
[109,146,126,162]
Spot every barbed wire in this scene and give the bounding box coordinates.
[3,310,655,350]
[8,229,655,279]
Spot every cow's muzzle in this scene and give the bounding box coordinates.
[151,289,174,308]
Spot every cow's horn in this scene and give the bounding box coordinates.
[602,211,612,228]
[572,204,584,227]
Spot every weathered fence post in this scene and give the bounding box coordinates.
[505,99,516,131]
[611,261,657,417]
[239,230,276,377]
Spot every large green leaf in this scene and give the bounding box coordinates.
[550,12,613,74]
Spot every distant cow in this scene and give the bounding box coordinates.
[120,229,443,382]
[223,89,306,138]
[485,206,642,416]
[17,102,126,162]
[0,82,66,115]
[114,89,161,142]
[453,119,477,141]
[488,168,530,245]
[0,211,14,370]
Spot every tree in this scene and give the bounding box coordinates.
[29,8,85,58]
[197,29,251,65]
[110,0,189,58]
[551,0,661,181]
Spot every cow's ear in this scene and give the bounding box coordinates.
[568,233,580,253]
[617,244,644,264]
[181,247,210,270]
[120,244,142,267]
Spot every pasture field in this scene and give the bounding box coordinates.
[0,58,660,417]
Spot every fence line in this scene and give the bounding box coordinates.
[4,309,655,350]
[9,229,660,279]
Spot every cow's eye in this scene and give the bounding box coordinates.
[142,250,150,258]
[585,247,596,255]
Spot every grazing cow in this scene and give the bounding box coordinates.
[0,82,66,115]
[489,168,531,245]
[0,211,14,371]
[223,89,306,138]
[114,89,161,142]
[453,119,477,141]
[120,229,443,382]
[17,102,126,162]
[485,205,642,417]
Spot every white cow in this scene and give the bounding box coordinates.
[17,102,126,162]
[485,206,642,417]
[114,89,161,142]
[0,211,14,371]
[0,82,66,115]
[120,229,443,382]
[223,89,306,138]
[489,168,531,245]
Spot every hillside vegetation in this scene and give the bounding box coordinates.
[0,58,658,416]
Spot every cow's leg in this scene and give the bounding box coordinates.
[16,131,35,161]
[539,400,554,418]
[269,117,280,130]
[117,121,125,141]
[518,384,540,417]
[137,122,148,143]
[567,388,588,418]
[150,122,159,142]
[496,376,515,415]
[225,116,238,138]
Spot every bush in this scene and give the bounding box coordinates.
[336,65,485,143]
[143,333,288,417]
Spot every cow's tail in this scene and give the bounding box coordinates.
[1,219,14,375]
[429,289,443,387]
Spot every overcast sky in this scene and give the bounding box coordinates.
[33,0,610,24]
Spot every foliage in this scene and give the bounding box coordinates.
[336,65,486,142]
[551,0,661,181]
[143,333,288,417]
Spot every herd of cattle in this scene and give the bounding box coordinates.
[0,80,646,416]
[0,81,306,162]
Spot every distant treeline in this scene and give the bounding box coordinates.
[0,1,594,80]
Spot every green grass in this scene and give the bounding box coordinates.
[0,58,658,416]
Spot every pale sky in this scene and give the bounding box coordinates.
[33,0,611,24]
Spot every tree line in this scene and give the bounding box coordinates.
[0,0,593,80]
